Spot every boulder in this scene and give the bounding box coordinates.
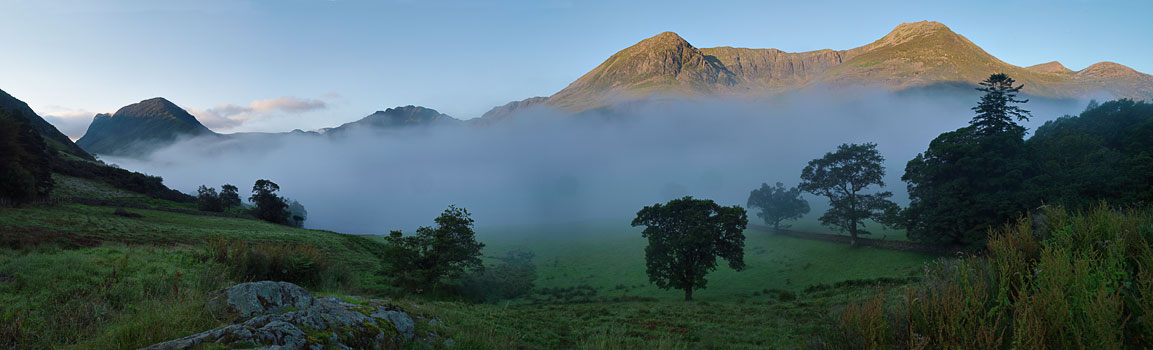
[207,281,317,322]
[142,281,418,350]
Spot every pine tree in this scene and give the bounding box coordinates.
[970,73,1031,135]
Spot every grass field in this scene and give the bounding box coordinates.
[476,219,931,301]
[386,221,936,348]
[1,178,941,349]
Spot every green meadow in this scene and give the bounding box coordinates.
[476,220,931,301]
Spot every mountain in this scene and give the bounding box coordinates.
[76,97,216,156]
[323,105,461,136]
[0,88,94,161]
[530,21,1153,113]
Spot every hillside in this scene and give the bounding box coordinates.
[76,97,216,156]
[535,21,1153,112]
[0,88,93,161]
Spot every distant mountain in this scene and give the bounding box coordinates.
[0,88,94,161]
[76,97,216,156]
[526,21,1153,113]
[323,106,461,136]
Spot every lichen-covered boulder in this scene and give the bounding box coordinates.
[141,281,423,350]
[206,281,317,322]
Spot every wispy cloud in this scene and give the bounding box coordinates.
[188,96,329,132]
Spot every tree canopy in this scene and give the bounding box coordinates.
[1025,99,1153,209]
[746,182,810,231]
[632,196,747,301]
[799,143,895,247]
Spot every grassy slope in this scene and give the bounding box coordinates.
[0,203,384,287]
[0,176,392,348]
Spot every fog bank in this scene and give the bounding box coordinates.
[104,91,1082,234]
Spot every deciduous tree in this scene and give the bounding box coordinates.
[799,143,895,247]
[632,196,747,301]
[746,182,810,231]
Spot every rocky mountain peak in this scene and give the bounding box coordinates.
[866,20,961,50]
[114,97,199,123]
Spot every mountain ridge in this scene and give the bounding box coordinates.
[527,20,1153,113]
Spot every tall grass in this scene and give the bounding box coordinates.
[203,237,349,289]
[0,246,227,349]
[836,203,1153,349]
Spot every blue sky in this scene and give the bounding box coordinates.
[1,0,1150,137]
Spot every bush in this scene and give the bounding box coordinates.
[205,238,334,287]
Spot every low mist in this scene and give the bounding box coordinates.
[104,90,1083,234]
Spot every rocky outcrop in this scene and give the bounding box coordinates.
[141,281,443,350]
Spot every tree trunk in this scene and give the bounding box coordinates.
[849,225,859,248]
[684,288,693,301]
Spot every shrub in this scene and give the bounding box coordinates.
[205,238,333,287]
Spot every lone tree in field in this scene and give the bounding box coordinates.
[632,196,748,301]
[196,185,223,212]
[250,179,290,225]
[799,143,896,247]
[220,184,241,210]
[746,182,810,231]
[898,73,1032,246]
[384,205,485,292]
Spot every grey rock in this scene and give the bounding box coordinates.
[142,282,419,350]
[372,309,415,341]
[207,281,316,322]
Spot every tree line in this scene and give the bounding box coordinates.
[745,73,1153,248]
[196,179,307,228]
